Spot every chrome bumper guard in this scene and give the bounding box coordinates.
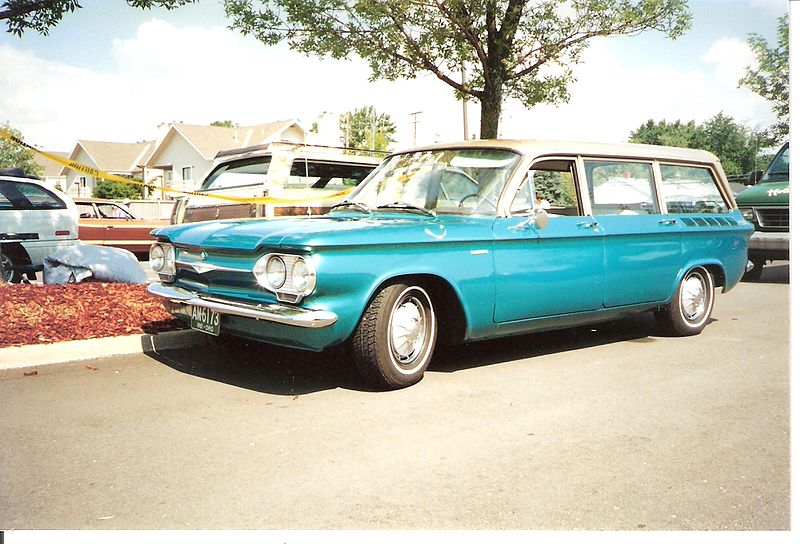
[147,283,337,329]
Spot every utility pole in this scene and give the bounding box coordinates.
[410,111,423,146]
[461,62,469,140]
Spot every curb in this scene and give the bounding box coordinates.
[0,329,208,371]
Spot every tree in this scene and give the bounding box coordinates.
[224,0,690,139]
[210,120,239,128]
[629,119,699,148]
[93,179,144,200]
[629,113,767,176]
[340,106,397,151]
[0,122,43,176]
[739,14,788,144]
[1,0,197,35]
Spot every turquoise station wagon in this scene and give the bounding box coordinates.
[148,140,753,389]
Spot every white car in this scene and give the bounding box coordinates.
[0,169,80,282]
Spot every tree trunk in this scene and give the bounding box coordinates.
[479,77,503,139]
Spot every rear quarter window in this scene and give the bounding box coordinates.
[660,164,729,214]
[0,181,66,210]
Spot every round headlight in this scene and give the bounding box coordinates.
[150,244,165,271]
[266,256,287,289]
[291,259,310,292]
[740,207,755,222]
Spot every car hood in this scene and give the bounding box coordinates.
[152,213,492,251]
[735,181,790,206]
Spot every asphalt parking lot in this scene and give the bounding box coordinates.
[0,264,790,530]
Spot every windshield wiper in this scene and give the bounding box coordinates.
[376,201,436,217]
[329,200,372,214]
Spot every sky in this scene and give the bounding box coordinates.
[0,0,789,153]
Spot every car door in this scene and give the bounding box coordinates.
[583,158,682,307]
[76,202,109,247]
[492,159,605,322]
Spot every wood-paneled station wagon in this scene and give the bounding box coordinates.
[148,140,753,389]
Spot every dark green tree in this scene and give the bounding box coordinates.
[93,179,144,200]
[629,113,767,176]
[0,1,198,35]
[0,122,43,176]
[739,14,788,143]
[694,113,766,176]
[224,0,691,139]
[629,119,700,148]
[340,106,397,151]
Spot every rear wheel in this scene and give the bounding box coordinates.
[352,283,437,389]
[656,266,715,336]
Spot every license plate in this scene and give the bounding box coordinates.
[190,305,220,336]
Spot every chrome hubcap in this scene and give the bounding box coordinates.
[390,296,427,365]
[681,273,706,321]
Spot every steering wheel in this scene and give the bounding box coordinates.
[458,193,478,207]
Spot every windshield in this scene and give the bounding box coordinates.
[346,148,520,215]
[761,143,789,183]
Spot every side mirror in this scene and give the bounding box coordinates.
[533,207,549,230]
[745,170,763,186]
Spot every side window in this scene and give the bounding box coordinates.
[96,203,134,219]
[511,159,580,216]
[77,203,97,218]
[14,182,66,210]
[660,164,730,214]
[286,160,374,190]
[585,160,656,215]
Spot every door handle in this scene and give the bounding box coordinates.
[658,219,677,226]
[577,221,598,229]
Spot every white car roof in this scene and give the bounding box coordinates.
[400,139,721,165]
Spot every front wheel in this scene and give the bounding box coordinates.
[351,283,437,389]
[655,266,715,336]
[1,251,23,283]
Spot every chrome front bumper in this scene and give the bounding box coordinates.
[147,283,338,329]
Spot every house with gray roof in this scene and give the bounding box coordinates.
[33,151,69,191]
[145,120,306,198]
[60,140,156,198]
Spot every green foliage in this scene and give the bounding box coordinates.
[1,1,198,35]
[628,119,699,148]
[224,0,691,138]
[93,180,144,200]
[0,122,43,177]
[210,120,239,128]
[739,14,788,144]
[340,106,397,151]
[629,113,767,176]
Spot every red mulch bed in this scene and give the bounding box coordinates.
[0,282,185,348]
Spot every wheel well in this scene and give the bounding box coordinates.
[702,264,725,288]
[0,242,32,265]
[373,274,467,346]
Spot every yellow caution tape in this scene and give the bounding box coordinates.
[0,127,353,205]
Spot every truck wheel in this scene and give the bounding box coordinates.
[742,259,764,282]
[656,266,715,336]
[1,251,23,283]
[352,283,437,389]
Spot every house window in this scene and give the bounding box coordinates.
[181,166,193,181]
[164,170,173,182]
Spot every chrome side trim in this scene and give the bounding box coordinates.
[147,283,337,329]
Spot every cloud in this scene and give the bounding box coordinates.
[701,37,756,85]
[0,17,780,153]
[500,38,775,143]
